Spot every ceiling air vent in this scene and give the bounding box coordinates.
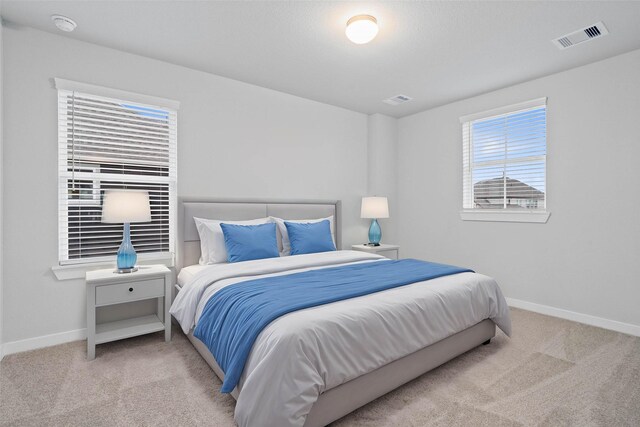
[383,94,413,106]
[552,21,609,50]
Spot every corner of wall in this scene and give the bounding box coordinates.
[366,113,399,243]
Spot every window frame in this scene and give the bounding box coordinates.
[53,79,180,279]
[459,97,550,223]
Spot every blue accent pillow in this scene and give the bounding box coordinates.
[284,220,336,255]
[220,222,279,263]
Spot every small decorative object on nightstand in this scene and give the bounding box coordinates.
[361,196,389,246]
[86,264,172,360]
[352,243,400,260]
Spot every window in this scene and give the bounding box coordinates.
[56,79,178,265]
[460,98,549,223]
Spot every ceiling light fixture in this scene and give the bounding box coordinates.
[51,15,77,32]
[345,15,378,44]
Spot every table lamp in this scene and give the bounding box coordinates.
[101,190,151,273]
[361,196,389,246]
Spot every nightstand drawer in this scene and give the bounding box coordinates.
[95,278,165,306]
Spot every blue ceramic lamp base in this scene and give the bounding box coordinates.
[367,218,382,246]
[115,222,138,274]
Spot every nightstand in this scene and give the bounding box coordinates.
[351,244,400,260]
[86,264,172,360]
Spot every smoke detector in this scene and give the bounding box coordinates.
[383,94,413,106]
[552,21,608,50]
[51,15,77,32]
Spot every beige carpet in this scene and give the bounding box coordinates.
[1,308,639,426]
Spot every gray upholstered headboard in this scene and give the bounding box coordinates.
[177,198,341,270]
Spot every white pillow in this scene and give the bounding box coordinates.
[271,216,335,257]
[194,217,272,264]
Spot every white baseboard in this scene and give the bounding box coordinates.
[506,297,640,337]
[2,299,638,358]
[2,328,87,357]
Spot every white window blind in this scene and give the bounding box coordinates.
[57,83,177,265]
[462,98,547,212]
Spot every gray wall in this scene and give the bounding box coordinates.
[398,48,640,328]
[0,20,4,358]
[5,22,639,347]
[2,25,369,344]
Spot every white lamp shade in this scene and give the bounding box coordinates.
[101,191,151,223]
[361,196,389,219]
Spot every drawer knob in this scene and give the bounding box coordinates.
[129,287,133,292]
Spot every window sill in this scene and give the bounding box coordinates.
[459,210,550,223]
[52,254,174,281]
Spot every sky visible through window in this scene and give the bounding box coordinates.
[471,106,546,194]
[121,103,170,120]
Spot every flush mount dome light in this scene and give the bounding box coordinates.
[345,15,378,44]
[51,15,77,32]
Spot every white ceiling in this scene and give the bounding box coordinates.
[2,1,640,117]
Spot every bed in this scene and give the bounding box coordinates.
[170,198,511,427]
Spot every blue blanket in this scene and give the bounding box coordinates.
[194,258,473,392]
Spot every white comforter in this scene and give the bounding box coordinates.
[170,251,511,427]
